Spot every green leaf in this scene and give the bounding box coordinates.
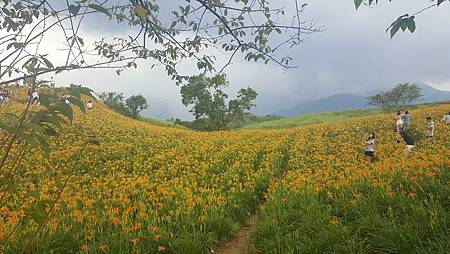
[390,23,401,38]
[69,4,80,15]
[437,0,446,6]
[67,96,86,113]
[134,4,148,20]
[54,103,74,122]
[41,57,54,69]
[406,18,416,33]
[354,0,363,10]
[88,4,111,18]
[25,200,54,224]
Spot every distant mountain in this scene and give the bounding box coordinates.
[416,83,450,103]
[277,84,450,117]
[277,94,372,117]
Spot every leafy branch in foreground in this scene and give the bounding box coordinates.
[0,79,97,249]
[0,0,322,88]
[353,0,449,37]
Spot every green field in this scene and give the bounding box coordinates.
[241,108,383,129]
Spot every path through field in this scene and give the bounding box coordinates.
[215,215,258,254]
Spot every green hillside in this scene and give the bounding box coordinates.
[241,108,383,129]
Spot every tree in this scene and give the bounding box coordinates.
[353,0,449,38]
[368,83,423,110]
[229,88,258,115]
[0,0,321,88]
[125,94,149,119]
[180,74,257,130]
[99,91,132,116]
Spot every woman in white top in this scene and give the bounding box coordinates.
[426,117,434,139]
[442,112,450,125]
[364,132,375,162]
[86,101,93,109]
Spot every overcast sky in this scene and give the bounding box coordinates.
[49,0,450,119]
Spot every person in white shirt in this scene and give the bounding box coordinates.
[426,117,434,140]
[394,112,404,133]
[64,94,71,104]
[86,101,93,110]
[31,90,39,104]
[50,76,55,88]
[364,132,375,162]
[442,112,450,125]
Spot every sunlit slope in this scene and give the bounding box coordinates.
[1,101,449,253]
[1,101,293,253]
[241,108,383,129]
[252,104,450,253]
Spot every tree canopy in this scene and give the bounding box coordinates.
[180,74,257,130]
[126,94,149,119]
[0,0,321,87]
[367,83,423,110]
[99,91,148,118]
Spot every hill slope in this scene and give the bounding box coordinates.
[243,108,383,129]
[1,98,449,253]
[277,84,450,117]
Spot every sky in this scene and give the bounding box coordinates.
[36,1,450,119]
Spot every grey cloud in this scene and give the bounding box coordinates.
[54,0,450,119]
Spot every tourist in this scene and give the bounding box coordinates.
[400,132,415,154]
[401,110,411,131]
[364,132,375,162]
[31,90,39,104]
[86,100,93,110]
[442,112,450,125]
[426,117,434,140]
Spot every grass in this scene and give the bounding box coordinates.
[241,108,383,129]
[252,168,450,254]
[139,116,187,129]
[242,101,450,130]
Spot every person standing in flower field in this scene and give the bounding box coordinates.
[393,111,404,142]
[401,110,411,131]
[426,116,434,140]
[86,100,93,110]
[442,112,450,125]
[364,132,376,162]
[400,131,415,154]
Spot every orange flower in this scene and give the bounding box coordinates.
[158,245,166,252]
[329,217,338,225]
[80,243,89,251]
[130,238,139,246]
[99,244,108,253]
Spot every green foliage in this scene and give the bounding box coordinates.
[180,74,258,131]
[368,83,423,111]
[253,168,450,253]
[125,94,149,119]
[354,0,449,38]
[242,109,383,129]
[99,92,148,119]
[0,0,318,88]
[0,84,94,154]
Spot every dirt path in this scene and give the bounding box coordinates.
[214,215,258,254]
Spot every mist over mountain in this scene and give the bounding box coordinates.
[276,84,450,117]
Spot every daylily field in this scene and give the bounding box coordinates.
[0,99,449,253]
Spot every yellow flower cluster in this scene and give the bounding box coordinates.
[267,103,449,201]
[0,101,291,252]
[0,99,448,253]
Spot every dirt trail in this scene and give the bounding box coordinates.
[214,215,258,254]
